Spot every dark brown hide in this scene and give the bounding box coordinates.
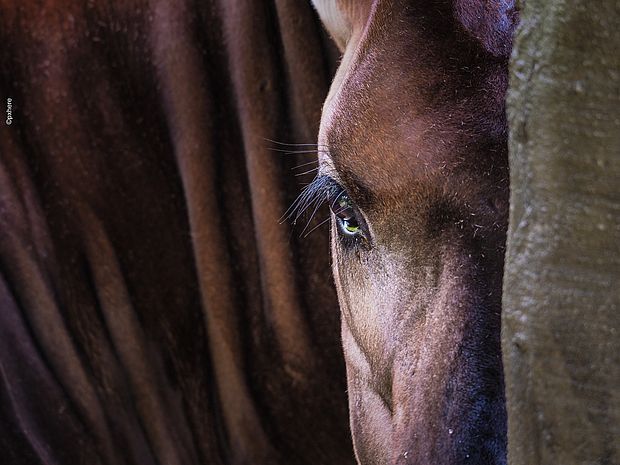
[0,1,354,464]
[312,0,516,464]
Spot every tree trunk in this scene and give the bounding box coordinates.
[503,1,620,464]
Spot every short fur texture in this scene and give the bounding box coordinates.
[312,0,518,464]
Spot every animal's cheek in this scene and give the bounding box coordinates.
[331,240,410,349]
[342,332,394,465]
[333,258,393,348]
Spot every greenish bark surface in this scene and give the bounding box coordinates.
[504,1,620,464]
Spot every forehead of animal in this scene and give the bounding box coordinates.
[318,0,509,204]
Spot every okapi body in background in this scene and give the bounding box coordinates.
[0,2,355,464]
[308,1,518,464]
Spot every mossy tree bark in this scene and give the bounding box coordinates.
[503,1,620,464]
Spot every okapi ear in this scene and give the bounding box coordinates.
[453,0,519,58]
[311,0,352,52]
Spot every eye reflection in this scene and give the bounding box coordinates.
[330,192,361,236]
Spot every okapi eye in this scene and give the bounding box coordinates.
[330,192,362,236]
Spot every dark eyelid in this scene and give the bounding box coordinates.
[322,155,374,208]
[335,169,375,209]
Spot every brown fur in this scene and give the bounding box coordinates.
[312,0,517,463]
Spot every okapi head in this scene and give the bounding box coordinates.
[306,1,518,464]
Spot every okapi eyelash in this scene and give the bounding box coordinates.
[282,175,343,227]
